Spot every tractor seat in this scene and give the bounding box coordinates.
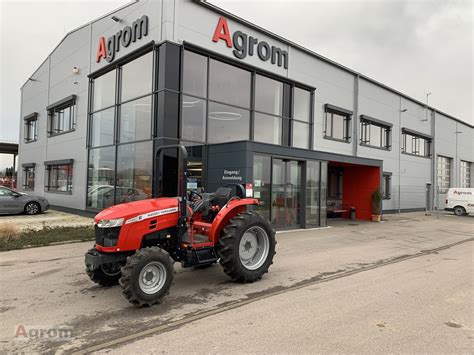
[211,187,233,208]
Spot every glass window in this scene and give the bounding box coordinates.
[437,156,451,193]
[87,147,116,209]
[460,161,471,188]
[293,88,311,122]
[46,164,73,193]
[360,120,391,149]
[121,52,153,102]
[93,70,116,111]
[253,155,271,220]
[254,113,281,145]
[181,96,206,142]
[183,50,207,98]
[209,59,251,108]
[325,110,350,142]
[90,107,114,147]
[382,173,391,199]
[207,102,250,143]
[306,161,320,227]
[184,142,205,192]
[22,166,35,190]
[292,121,310,149]
[255,75,283,116]
[116,141,153,204]
[24,119,37,142]
[49,104,75,135]
[119,95,152,143]
[402,132,431,157]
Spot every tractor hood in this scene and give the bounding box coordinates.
[94,197,179,224]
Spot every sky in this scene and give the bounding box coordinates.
[0,0,472,169]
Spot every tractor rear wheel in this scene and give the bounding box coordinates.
[219,211,276,283]
[119,247,174,307]
[85,249,122,286]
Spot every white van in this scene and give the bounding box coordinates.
[445,188,474,216]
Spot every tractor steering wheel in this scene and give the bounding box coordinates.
[188,190,203,201]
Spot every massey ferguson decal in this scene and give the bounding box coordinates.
[212,17,289,69]
[96,15,149,63]
[125,207,179,225]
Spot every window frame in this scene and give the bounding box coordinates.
[24,112,38,143]
[359,115,392,150]
[382,172,392,200]
[87,45,157,211]
[22,163,36,190]
[181,46,315,149]
[44,159,74,194]
[47,95,77,137]
[323,104,352,143]
[401,128,432,158]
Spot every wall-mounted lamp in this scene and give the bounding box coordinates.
[28,77,37,82]
[455,131,462,134]
[72,66,79,75]
[400,109,407,112]
[111,16,121,23]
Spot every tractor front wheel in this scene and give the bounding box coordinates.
[119,247,174,307]
[219,211,276,283]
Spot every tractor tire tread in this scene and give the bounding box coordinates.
[119,246,174,307]
[219,211,276,283]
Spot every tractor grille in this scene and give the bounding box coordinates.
[95,226,121,247]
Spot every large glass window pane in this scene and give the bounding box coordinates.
[87,147,116,209]
[292,121,309,149]
[91,107,114,147]
[255,75,283,115]
[306,161,320,227]
[181,96,206,142]
[183,50,207,98]
[320,161,328,227]
[93,70,116,111]
[253,155,271,220]
[207,102,250,143]
[293,88,311,122]
[254,113,281,145]
[46,164,73,192]
[119,95,152,143]
[121,52,153,102]
[116,141,153,204]
[209,59,251,108]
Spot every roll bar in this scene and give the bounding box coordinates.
[155,145,188,224]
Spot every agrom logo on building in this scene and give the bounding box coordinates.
[212,17,289,69]
[96,15,149,63]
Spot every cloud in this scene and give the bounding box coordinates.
[212,0,473,124]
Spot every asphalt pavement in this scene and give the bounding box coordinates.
[0,212,472,353]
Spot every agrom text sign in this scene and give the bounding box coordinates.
[96,15,149,63]
[212,17,288,69]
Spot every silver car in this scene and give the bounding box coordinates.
[0,187,49,215]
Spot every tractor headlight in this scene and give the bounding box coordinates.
[96,218,124,228]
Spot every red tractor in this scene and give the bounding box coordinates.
[85,145,276,307]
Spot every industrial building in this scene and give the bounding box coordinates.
[17,0,473,228]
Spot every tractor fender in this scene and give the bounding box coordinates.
[209,198,259,242]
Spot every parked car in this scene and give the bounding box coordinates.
[0,186,49,215]
[445,188,474,216]
[87,185,148,209]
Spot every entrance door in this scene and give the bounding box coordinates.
[271,159,302,229]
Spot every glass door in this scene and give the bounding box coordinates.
[271,159,302,229]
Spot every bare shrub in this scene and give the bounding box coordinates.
[0,223,22,241]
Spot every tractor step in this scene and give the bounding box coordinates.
[181,247,217,268]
